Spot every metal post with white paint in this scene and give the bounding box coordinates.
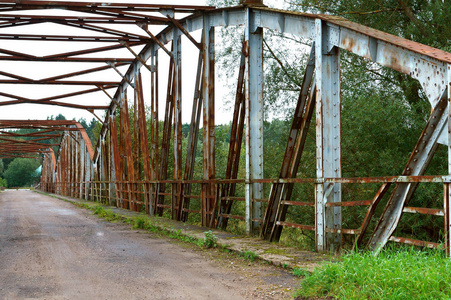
[315,19,342,252]
[244,8,264,235]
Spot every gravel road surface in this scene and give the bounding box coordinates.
[0,190,298,299]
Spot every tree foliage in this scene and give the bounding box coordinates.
[3,158,40,187]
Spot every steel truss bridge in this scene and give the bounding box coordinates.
[1,0,450,254]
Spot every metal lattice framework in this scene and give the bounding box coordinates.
[1,0,451,254]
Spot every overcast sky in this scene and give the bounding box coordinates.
[0,0,286,124]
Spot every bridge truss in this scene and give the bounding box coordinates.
[0,0,450,254]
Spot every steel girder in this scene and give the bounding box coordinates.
[244,7,265,235]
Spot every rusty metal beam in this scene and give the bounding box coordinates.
[181,35,203,222]
[0,14,169,24]
[202,16,215,227]
[0,33,146,42]
[43,63,129,82]
[148,44,159,214]
[107,62,135,88]
[0,79,120,85]
[172,26,183,220]
[55,20,147,40]
[356,183,392,248]
[166,15,201,50]
[217,44,246,230]
[120,42,153,73]
[0,99,108,110]
[260,45,315,241]
[368,89,448,253]
[43,41,143,60]
[0,56,134,63]
[140,24,173,58]
[136,71,151,213]
[0,1,214,12]
[121,93,137,210]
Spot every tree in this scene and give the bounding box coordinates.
[3,158,41,187]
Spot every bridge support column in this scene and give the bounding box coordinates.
[446,66,451,255]
[314,19,342,252]
[202,15,215,226]
[149,44,159,215]
[173,25,183,220]
[244,8,264,235]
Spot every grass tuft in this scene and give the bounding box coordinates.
[202,230,218,248]
[292,267,310,277]
[296,247,451,299]
[239,250,258,262]
[92,205,123,222]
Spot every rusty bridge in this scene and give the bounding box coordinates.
[1,0,451,254]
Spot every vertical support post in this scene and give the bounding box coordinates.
[121,92,136,210]
[65,135,70,196]
[136,71,152,214]
[202,15,215,226]
[445,183,450,256]
[181,34,203,222]
[74,133,78,198]
[84,144,90,200]
[446,64,451,256]
[102,136,109,204]
[72,135,76,197]
[217,47,246,230]
[157,45,175,216]
[244,8,264,235]
[69,135,74,197]
[149,44,159,215]
[315,19,342,252]
[173,26,183,220]
[99,138,107,203]
[107,117,116,206]
[79,138,85,199]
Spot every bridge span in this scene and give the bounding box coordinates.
[0,0,449,254]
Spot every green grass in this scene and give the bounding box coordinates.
[86,205,217,249]
[202,230,218,248]
[92,205,124,222]
[239,250,259,262]
[292,267,310,277]
[296,247,451,299]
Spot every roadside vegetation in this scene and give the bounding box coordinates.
[295,247,451,299]
[62,199,222,251]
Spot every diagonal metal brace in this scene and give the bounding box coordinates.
[368,87,449,254]
[120,41,154,73]
[138,23,173,58]
[260,44,316,240]
[107,62,135,89]
[166,14,202,50]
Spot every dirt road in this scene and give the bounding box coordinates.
[0,190,298,299]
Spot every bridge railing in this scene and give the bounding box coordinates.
[39,175,451,253]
